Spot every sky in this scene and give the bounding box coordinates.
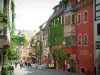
[15,0,60,31]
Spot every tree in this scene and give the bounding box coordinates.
[8,33,27,60]
[35,40,43,64]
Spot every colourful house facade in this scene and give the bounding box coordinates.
[63,0,94,73]
[48,2,65,70]
[42,22,49,64]
[75,0,94,73]
[36,0,95,74]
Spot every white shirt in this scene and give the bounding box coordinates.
[67,64,70,69]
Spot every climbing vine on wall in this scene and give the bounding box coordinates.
[0,11,8,27]
[35,40,43,56]
[11,0,15,33]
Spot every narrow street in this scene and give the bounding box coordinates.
[14,65,84,75]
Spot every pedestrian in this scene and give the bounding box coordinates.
[20,62,23,69]
[15,62,18,68]
[67,63,70,75]
[11,65,14,74]
[35,63,38,69]
[25,62,27,66]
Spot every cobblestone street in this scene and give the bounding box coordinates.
[14,65,85,75]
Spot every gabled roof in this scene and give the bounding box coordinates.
[44,0,65,27]
[46,8,63,25]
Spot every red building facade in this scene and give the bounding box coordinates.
[64,0,94,73]
[76,0,94,73]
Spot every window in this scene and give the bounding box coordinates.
[51,22,53,28]
[57,18,59,23]
[84,34,88,46]
[48,28,50,34]
[97,23,100,35]
[78,34,82,46]
[71,36,76,46]
[58,16,63,24]
[65,17,67,25]
[45,40,48,48]
[54,20,56,27]
[83,10,88,23]
[59,17,61,24]
[72,14,76,24]
[77,14,81,24]
[65,37,71,45]
[61,16,63,24]
[65,15,71,25]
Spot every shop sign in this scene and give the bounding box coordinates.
[80,50,89,56]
